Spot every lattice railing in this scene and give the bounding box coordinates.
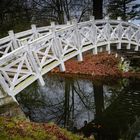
[0,24,67,58]
[0,17,139,101]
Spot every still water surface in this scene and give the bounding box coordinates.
[16,75,140,140]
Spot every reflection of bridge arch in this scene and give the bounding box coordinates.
[0,17,139,100]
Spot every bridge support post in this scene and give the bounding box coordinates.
[67,21,71,25]
[117,17,122,50]
[51,22,64,62]
[127,43,131,49]
[31,24,38,39]
[104,16,111,54]
[59,62,66,72]
[93,48,98,55]
[99,47,103,52]
[135,45,139,51]
[90,16,98,55]
[107,43,111,54]
[51,22,66,71]
[26,44,45,86]
[8,30,19,49]
[117,42,121,49]
[72,19,83,61]
[0,73,18,103]
[115,53,118,58]
[77,52,83,61]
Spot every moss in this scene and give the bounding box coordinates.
[0,117,92,140]
[0,102,17,114]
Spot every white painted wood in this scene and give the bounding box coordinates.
[117,17,122,21]
[72,18,83,61]
[67,21,71,25]
[26,43,45,86]
[135,45,139,51]
[59,62,66,72]
[8,30,19,49]
[0,18,140,100]
[90,16,98,55]
[15,29,32,38]
[127,43,131,49]
[31,24,38,39]
[0,36,11,44]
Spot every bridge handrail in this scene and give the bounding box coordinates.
[0,18,140,65]
[79,19,139,28]
[0,46,26,66]
[0,18,140,66]
[0,19,139,58]
[0,24,70,57]
[0,17,140,100]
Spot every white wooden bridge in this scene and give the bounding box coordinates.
[0,16,139,102]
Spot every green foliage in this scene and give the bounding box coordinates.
[0,117,91,140]
[0,0,33,37]
[107,0,140,20]
[118,60,130,72]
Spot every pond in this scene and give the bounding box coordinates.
[16,75,140,140]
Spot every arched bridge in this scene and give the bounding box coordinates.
[0,17,139,101]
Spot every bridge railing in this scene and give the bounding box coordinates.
[0,17,139,58]
[0,17,140,99]
[0,24,69,58]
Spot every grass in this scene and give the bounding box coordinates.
[0,117,93,140]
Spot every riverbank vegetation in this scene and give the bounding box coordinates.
[0,117,92,140]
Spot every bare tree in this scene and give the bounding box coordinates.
[93,0,103,19]
[0,0,33,36]
[107,0,140,20]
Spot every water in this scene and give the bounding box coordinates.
[16,75,140,140]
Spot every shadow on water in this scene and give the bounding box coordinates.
[16,75,140,140]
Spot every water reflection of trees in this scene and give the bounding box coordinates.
[16,75,95,128]
[99,79,140,139]
[16,75,140,139]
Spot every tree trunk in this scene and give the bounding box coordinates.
[93,83,104,119]
[63,0,70,21]
[56,0,64,24]
[93,0,103,19]
[64,78,70,127]
[123,0,126,20]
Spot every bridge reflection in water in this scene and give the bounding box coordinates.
[16,75,140,140]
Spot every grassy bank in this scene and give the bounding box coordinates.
[0,117,93,140]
